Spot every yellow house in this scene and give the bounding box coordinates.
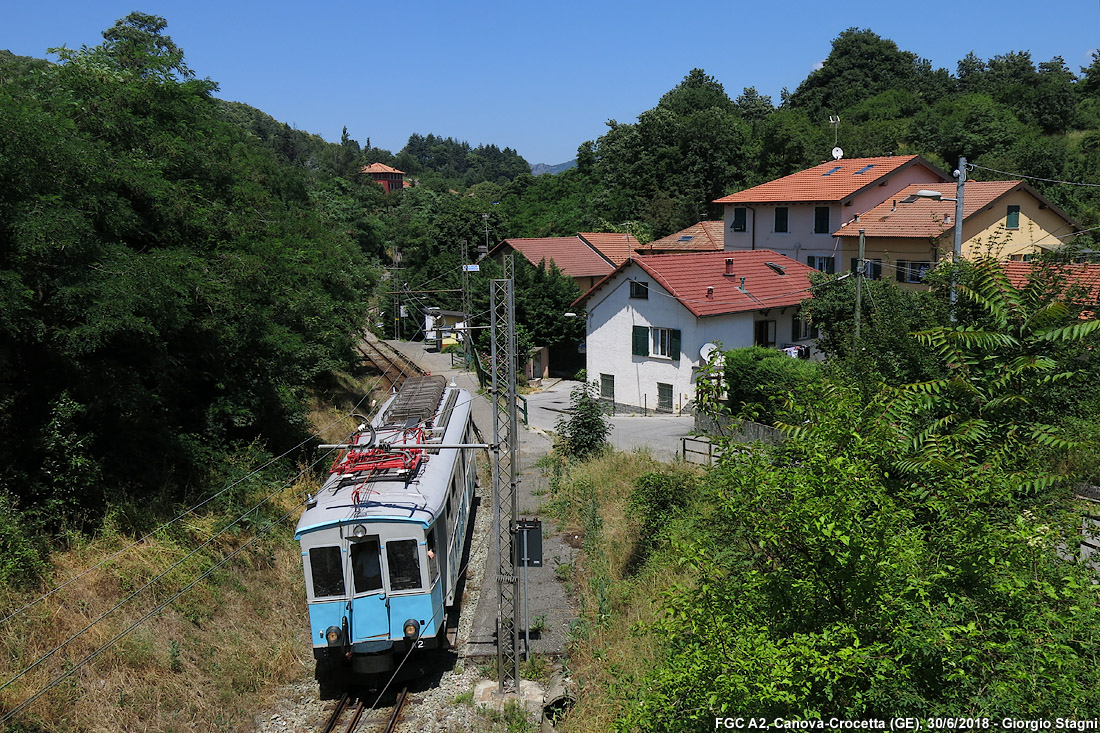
[833,181,1082,287]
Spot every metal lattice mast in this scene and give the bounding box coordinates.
[461,239,472,364]
[490,267,520,693]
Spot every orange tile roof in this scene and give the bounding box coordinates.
[578,232,640,266]
[1003,260,1100,317]
[715,155,943,204]
[833,181,1026,238]
[491,236,615,279]
[361,163,405,174]
[636,221,725,253]
[576,250,817,318]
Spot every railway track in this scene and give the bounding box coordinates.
[320,687,409,733]
[357,332,425,393]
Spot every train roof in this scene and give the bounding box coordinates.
[294,376,473,538]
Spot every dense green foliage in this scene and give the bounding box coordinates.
[721,346,822,424]
[601,263,1100,727]
[0,15,377,563]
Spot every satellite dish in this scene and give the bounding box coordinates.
[699,342,720,362]
[832,146,844,161]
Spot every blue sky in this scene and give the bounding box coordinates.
[5,1,1099,165]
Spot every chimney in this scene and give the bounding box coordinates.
[724,257,735,276]
[706,286,714,299]
[739,277,746,293]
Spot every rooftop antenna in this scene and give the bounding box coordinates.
[829,115,842,160]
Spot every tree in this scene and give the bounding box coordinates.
[554,382,612,461]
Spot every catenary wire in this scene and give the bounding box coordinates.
[0,447,338,697]
[0,494,311,727]
[0,380,380,629]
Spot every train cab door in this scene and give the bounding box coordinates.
[348,536,388,641]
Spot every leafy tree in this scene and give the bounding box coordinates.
[721,346,822,424]
[786,28,944,117]
[554,382,612,461]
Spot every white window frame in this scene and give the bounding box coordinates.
[651,327,673,359]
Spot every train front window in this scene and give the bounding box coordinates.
[308,546,345,598]
[386,539,422,591]
[351,538,383,594]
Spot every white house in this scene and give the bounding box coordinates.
[575,250,818,413]
[715,155,949,275]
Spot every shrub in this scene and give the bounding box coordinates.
[555,382,612,461]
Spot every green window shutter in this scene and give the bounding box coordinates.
[670,329,682,360]
[814,207,830,234]
[792,310,801,341]
[632,325,649,356]
[1007,205,1020,229]
[732,208,747,232]
[896,260,908,282]
[775,207,788,233]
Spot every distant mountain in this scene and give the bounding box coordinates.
[531,160,577,176]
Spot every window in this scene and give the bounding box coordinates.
[774,207,789,233]
[822,166,841,176]
[807,255,835,274]
[731,207,747,232]
[631,325,681,360]
[351,538,383,594]
[754,320,777,347]
[1006,205,1020,229]
[814,207,830,234]
[600,373,615,402]
[629,280,649,299]
[309,546,345,598]
[792,310,818,341]
[895,260,932,284]
[426,528,440,582]
[657,383,673,413]
[854,164,876,175]
[850,258,882,280]
[386,539,422,591]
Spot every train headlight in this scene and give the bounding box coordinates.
[403,618,420,639]
[353,524,367,538]
[325,625,342,645]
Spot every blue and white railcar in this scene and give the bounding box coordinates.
[295,375,478,694]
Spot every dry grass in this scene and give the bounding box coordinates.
[0,370,384,731]
[543,450,701,733]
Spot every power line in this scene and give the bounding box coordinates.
[0,495,310,727]
[969,164,1100,189]
[0,448,336,700]
[0,390,376,630]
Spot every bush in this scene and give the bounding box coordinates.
[555,382,612,461]
[722,347,821,424]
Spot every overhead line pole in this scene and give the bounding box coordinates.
[490,252,519,694]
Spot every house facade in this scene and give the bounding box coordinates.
[832,181,1082,287]
[360,163,406,194]
[715,155,949,275]
[576,251,817,413]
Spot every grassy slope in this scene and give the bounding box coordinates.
[541,451,699,733]
[0,373,381,731]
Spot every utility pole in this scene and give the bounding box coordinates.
[490,253,519,693]
[950,156,967,319]
[461,239,472,365]
[854,228,865,342]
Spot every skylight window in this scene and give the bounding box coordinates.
[678,235,694,241]
[822,166,842,176]
[854,164,876,175]
[765,262,786,275]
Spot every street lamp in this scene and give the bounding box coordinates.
[901,156,967,317]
